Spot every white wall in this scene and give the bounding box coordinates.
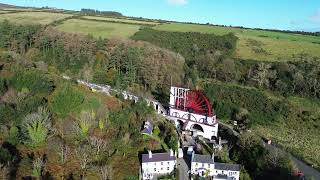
[191,162,215,176]
[142,160,176,179]
[191,162,240,180]
[169,109,218,139]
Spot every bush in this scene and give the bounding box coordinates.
[204,83,289,125]
[50,84,85,118]
[23,107,51,148]
[0,78,6,96]
[0,104,16,125]
[10,69,54,94]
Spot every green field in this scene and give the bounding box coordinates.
[154,23,320,61]
[0,10,11,13]
[255,96,320,168]
[0,11,73,25]
[82,16,160,25]
[57,19,141,38]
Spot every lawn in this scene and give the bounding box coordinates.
[0,11,73,25]
[57,19,141,38]
[82,16,160,25]
[154,23,320,61]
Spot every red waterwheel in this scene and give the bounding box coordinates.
[175,90,213,116]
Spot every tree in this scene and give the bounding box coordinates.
[168,136,178,151]
[0,164,9,180]
[153,125,160,136]
[233,108,250,131]
[240,167,252,180]
[23,107,51,147]
[73,111,96,139]
[98,164,113,180]
[89,136,108,155]
[251,63,276,88]
[76,144,93,178]
[32,156,44,179]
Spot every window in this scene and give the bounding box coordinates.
[202,163,204,167]
[161,168,163,171]
[168,162,170,165]
[154,162,156,166]
[167,167,170,171]
[195,163,198,166]
[154,168,156,172]
[161,162,163,165]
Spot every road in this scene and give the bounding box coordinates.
[265,143,320,179]
[177,158,189,180]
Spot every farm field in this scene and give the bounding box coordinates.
[154,23,320,61]
[0,11,73,25]
[0,10,10,13]
[82,16,160,25]
[57,19,141,38]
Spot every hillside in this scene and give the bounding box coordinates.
[0,8,319,62]
[0,5,319,179]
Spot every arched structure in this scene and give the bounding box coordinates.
[191,124,204,133]
[169,87,218,140]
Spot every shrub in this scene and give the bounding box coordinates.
[0,78,6,96]
[10,69,54,94]
[204,83,289,125]
[23,107,51,148]
[6,126,20,146]
[73,111,96,139]
[50,84,84,118]
[0,104,16,125]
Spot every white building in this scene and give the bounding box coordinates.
[168,87,219,140]
[191,153,240,180]
[141,150,177,180]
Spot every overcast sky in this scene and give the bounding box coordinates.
[2,0,320,32]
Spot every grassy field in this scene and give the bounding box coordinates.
[82,16,160,25]
[254,96,320,169]
[154,23,320,61]
[0,10,11,13]
[0,11,73,25]
[57,19,141,38]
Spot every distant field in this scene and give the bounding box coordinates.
[0,11,73,25]
[57,19,141,38]
[0,10,10,13]
[154,23,320,61]
[82,16,160,25]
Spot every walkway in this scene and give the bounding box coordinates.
[177,157,189,180]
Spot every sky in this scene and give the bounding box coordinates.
[2,0,320,32]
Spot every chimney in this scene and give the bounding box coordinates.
[170,149,174,157]
[148,150,152,158]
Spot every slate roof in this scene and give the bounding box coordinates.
[192,154,214,164]
[215,163,240,171]
[215,174,229,179]
[142,153,176,163]
[141,121,153,135]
